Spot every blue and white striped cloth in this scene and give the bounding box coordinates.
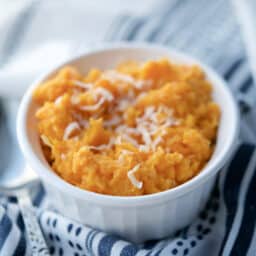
[0,0,256,255]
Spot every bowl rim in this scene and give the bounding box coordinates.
[17,42,239,207]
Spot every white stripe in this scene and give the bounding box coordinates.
[110,240,130,255]
[1,227,22,256]
[114,17,135,41]
[230,66,251,91]
[162,0,221,46]
[215,51,242,76]
[240,119,256,144]
[135,0,182,41]
[226,62,247,90]
[231,0,256,106]
[1,205,24,256]
[222,149,256,255]
[92,232,105,256]
[206,24,239,69]
[157,0,208,43]
[135,16,163,40]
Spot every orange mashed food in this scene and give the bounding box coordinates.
[33,59,220,196]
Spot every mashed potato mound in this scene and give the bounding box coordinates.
[33,59,220,196]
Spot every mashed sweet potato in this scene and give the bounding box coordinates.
[33,59,220,196]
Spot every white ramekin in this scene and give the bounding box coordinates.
[17,43,239,243]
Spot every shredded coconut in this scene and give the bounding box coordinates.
[115,135,122,145]
[61,154,66,160]
[72,112,88,128]
[78,87,113,111]
[127,164,143,189]
[71,95,80,105]
[79,97,105,111]
[104,116,121,127]
[116,125,140,135]
[63,122,80,140]
[144,106,155,119]
[86,145,109,150]
[72,80,93,90]
[121,134,139,147]
[54,96,63,105]
[118,149,133,162]
[70,90,81,105]
[82,138,116,151]
[136,92,147,101]
[94,87,114,102]
[41,135,52,147]
[137,125,152,146]
[135,105,179,140]
[152,136,162,150]
[104,70,151,90]
[121,149,133,155]
[116,99,131,111]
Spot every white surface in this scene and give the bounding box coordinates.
[17,43,239,242]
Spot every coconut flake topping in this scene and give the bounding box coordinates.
[41,135,52,147]
[63,122,80,140]
[104,71,151,90]
[127,164,143,189]
[54,96,63,105]
[82,137,116,151]
[79,87,114,111]
[72,80,93,90]
[94,87,114,102]
[79,97,105,111]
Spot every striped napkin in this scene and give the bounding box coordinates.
[0,0,256,255]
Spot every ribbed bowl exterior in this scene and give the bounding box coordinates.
[43,174,216,243]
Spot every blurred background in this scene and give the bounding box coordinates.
[0,0,255,184]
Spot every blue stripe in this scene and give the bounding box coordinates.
[238,98,251,114]
[145,1,182,41]
[13,234,26,256]
[223,58,244,81]
[85,230,95,252]
[143,240,158,250]
[107,15,132,41]
[165,0,222,46]
[154,248,164,256]
[98,235,119,256]
[142,240,161,256]
[230,161,256,254]
[0,213,12,250]
[163,0,213,44]
[88,230,99,252]
[125,18,146,41]
[32,184,45,207]
[120,244,139,256]
[16,213,25,231]
[218,144,255,255]
[240,75,253,93]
